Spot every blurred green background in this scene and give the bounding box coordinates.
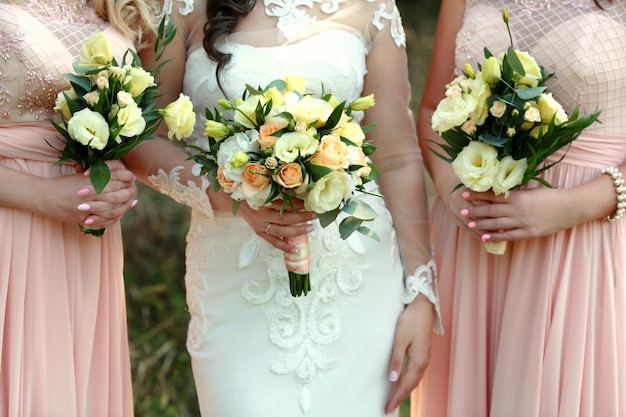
[122,1,441,415]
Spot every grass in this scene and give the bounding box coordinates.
[122,1,440,415]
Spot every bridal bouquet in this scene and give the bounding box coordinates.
[185,75,381,296]
[429,8,601,254]
[51,18,196,236]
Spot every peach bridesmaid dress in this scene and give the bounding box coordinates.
[414,1,626,416]
[0,1,133,415]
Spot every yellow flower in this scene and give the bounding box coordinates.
[67,108,110,150]
[284,74,306,94]
[451,141,499,192]
[349,94,375,111]
[537,93,568,125]
[304,171,353,214]
[230,150,249,168]
[481,56,501,87]
[203,120,230,140]
[464,63,476,79]
[79,32,113,67]
[492,156,527,196]
[274,131,318,163]
[290,95,334,127]
[126,66,156,97]
[161,93,196,140]
[54,88,78,120]
[116,101,146,138]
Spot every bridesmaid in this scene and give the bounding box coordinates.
[0,0,151,415]
[413,0,625,416]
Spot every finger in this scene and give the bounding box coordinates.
[255,231,300,253]
[385,357,427,414]
[104,159,127,171]
[79,198,138,220]
[264,222,314,239]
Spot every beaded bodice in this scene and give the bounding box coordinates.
[0,0,133,123]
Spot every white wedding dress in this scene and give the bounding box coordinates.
[151,1,439,416]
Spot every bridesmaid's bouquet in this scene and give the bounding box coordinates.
[429,8,601,254]
[50,18,196,236]
[183,75,381,296]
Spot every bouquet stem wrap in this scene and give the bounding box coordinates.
[484,241,507,255]
[284,234,311,297]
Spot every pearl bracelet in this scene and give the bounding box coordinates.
[601,166,626,223]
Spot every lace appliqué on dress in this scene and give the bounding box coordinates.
[158,0,195,18]
[240,224,370,414]
[0,29,21,119]
[148,165,213,218]
[264,0,348,27]
[401,260,443,334]
[371,2,406,47]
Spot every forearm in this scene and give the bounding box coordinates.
[0,165,48,213]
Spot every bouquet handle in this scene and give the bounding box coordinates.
[484,240,507,255]
[284,234,311,296]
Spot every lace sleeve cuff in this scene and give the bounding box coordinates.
[148,165,213,218]
[401,260,443,334]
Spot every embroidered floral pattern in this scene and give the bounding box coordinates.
[148,166,213,218]
[159,0,195,18]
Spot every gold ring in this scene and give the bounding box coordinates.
[265,223,272,235]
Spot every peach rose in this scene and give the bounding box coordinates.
[275,162,304,189]
[242,162,271,198]
[217,165,236,193]
[310,134,350,170]
[258,118,288,149]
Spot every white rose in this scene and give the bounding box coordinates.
[492,156,528,196]
[67,108,110,150]
[117,91,134,107]
[431,95,477,133]
[217,132,259,177]
[304,171,354,213]
[489,100,507,118]
[451,140,499,192]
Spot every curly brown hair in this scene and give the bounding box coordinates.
[202,0,255,86]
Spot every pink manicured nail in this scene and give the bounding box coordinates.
[389,370,399,382]
[481,233,491,242]
[84,218,95,225]
[468,221,476,229]
[462,191,470,198]
[131,199,138,208]
[77,203,91,211]
[84,168,90,176]
[460,208,469,216]
[77,188,90,196]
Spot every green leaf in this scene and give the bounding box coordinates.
[341,198,376,220]
[317,209,340,228]
[304,163,334,181]
[505,46,525,76]
[89,159,111,194]
[338,216,363,240]
[357,226,380,242]
[515,86,546,100]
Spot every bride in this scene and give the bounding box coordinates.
[127,0,440,415]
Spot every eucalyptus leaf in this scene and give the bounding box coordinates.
[338,216,363,240]
[317,209,340,228]
[341,198,376,220]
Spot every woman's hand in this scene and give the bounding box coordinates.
[75,160,138,228]
[385,296,435,414]
[38,160,137,229]
[237,199,318,253]
[458,186,577,243]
